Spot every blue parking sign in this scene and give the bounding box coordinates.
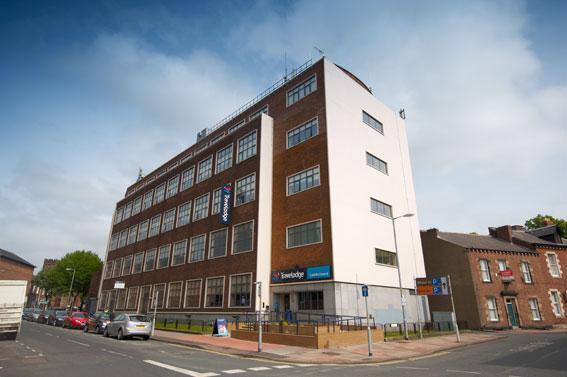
[362,285,368,297]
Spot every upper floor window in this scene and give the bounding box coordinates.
[235,173,256,206]
[189,234,206,262]
[479,259,491,282]
[521,261,532,283]
[138,220,149,241]
[197,156,213,183]
[370,198,392,218]
[363,111,383,134]
[366,152,388,175]
[144,249,156,272]
[550,290,564,317]
[142,190,153,211]
[180,166,195,191]
[212,188,222,215]
[127,225,138,245]
[287,75,317,106]
[228,120,245,134]
[172,240,187,266]
[166,175,180,199]
[110,233,119,251]
[287,118,318,149]
[249,105,269,121]
[154,183,166,205]
[118,230,128,248]
[237,131,257,163]
[148,214,162,237]
[122,255,132,276]
[114,207,124,224]
[132,196,142,215]
[209,228,228,259]
[497,260,507,272]
[216,145,233,174]
[123,202,133,220]
[233,221,254,254]
[547,253,561,277]
[112,258,122,278]
[161,208,176,232]
[287,220,322,248]
[375,248,397,267]
[132,252,144,274]
[157,245,171,269]
[176,201,191,227]
[193,193,210,221]
[104,260,114,279]
[287,166,320,196]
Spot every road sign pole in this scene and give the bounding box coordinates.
[414,278,423,339]
[363,286,372,356]
[447,275,460,343]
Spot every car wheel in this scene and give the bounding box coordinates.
[142,335,149,341]
[117,329,124,341]
[95,326,100,334]
[103,328,109,337]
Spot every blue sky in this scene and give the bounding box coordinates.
[1,0,566,269]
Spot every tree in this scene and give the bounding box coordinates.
[525,215,567,238]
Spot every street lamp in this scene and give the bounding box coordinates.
[66,268,76,312]
[391,212,414,340]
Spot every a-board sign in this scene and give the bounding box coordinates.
[416,277,449,296]
[212,318,229,337]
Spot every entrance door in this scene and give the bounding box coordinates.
[505,298,519,327]
[283,294,290,311]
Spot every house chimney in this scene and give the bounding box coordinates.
[489,225,513,242]
[428,228,439,238]
[511,225,526,231]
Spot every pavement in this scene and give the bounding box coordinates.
[0,321,566,377]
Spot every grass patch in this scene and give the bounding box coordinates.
[155,321,213,334]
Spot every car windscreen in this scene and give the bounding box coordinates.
[128,315,150,322]
[56,311,67,316]
[98,313,111,320]
[72,313,86,318]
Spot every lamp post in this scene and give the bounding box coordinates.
[66,268,76,312]
[391,212,414,340]
[254,281,262,352]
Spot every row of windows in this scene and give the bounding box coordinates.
[114,131,258,225]
[110,173,257,251]
[99,273,253,311]
[479,254,562,284]
[105,221,255,279]
[486,294,565,322]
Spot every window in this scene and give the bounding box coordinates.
[193,193,209,221]
[529,298,541,321]
[209,229,228,259]
[176,201,191,227]
[487,297,499,321]
[216,145,233,173]
[144,249,156,272]
[479,259,491,282]
[116,289,127,309]
[153,183,166,205]
[249,105,268,120]
[550,290,563,317]
[180,166,195,191]
[230,274,251,307]
[287,166,320,195]
[123,202,133,220]
[287,220,322,248]
[137,220,149,241]
[228,120,245,134]
[547,253,561,277]
[157,245,171,269]
[298,291,324,310]
[113,258,122,277]
[497,260,507,272]
[370,198,392,218]
[211,188,222,214]
[99,291,109,310]
[167,282,183,308]
[110,233,119,251]
[363,110,383,134]
[126,287,139,310]
[132,196,142,215]
[375,249,398,267]
[161,208,176,232]
[122,255,132,276]
[287,75,316,106]
[235,173,256,205]
[172,240,187,266]
[233,221,254,254]
[118,230,128,248]
[127,225,138,245]
[205,277,225,308]
[189,234,206,262]
[184,280,202,308]
[132,253,144,274]
[287,118,318,148]
[142,190,153,211]
[366,152,388,174]
[114,207,123,224]
[105,260,114,279]
[521,262,532,283]
[197,156,213,183]
[149,214,162,237]
[151,284,166,309]
[166,175,180,199]
[237,131,257,163]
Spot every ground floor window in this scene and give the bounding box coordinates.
[152,283,166,309]
[116,289,127,309]
[99,291,109,310]
[167,282,183,308]
[550,290,563,317]
[230,274,252,307]
[528,298,541,321]
[184,279,202,308]
[298,291,324,310]
[205,277,225,308]
[487,297,499,321]
[126,287,139,310]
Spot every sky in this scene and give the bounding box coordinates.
[0,0,566,270]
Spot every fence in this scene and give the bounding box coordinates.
[383,320,469,338]
[153,317,215,334]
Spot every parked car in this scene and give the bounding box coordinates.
[22,308,33,320]
[63,311,88,329]
[29,308,42,322]
[84,311,113,334]
[37,310,51,324]
[104,313,151,340]
[47,309,68,326]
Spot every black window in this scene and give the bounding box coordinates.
[298,291,324,310]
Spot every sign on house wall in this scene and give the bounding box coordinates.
[271,265,332,283]
[218,183,233,225]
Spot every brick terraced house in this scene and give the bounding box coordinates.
[99,58,426,322]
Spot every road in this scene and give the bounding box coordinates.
[0,321,565,377]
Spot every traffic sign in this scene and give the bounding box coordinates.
[416,277,449,296]
[361,285,368,297]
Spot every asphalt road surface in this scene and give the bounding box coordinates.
[0,321,565,377]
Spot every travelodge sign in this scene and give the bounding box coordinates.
[218,183,233,225]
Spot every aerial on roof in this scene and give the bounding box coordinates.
[436,231,534,253]
[0,248,35,268]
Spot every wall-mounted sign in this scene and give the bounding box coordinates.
[271,265,332,283]
[499,269,514,283]
[218,183,233,225]
[114,281,125,289]
[361,285,369,297]
[416,276,449,296]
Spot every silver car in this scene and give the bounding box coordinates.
[103,313,151,340]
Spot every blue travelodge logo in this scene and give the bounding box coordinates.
[271,265,332,283]
[219,183,233,225]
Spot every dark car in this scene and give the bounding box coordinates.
[37,310,50,324]
[84,312,113,334]
[29,308,42,322]
[22,308,33,320]
[63,311,88,329]
[47,309,68,326]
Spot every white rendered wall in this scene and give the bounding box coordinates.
[324,59,425,290]
[256,114,274,310]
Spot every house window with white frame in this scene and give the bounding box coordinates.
[521,261,532,283]
[167,282,183,308]
[235,174,256,205]
[123,202,132,220]
[197,156,213,183]
[114,207,123,224]
[171,240,187,266]
[118,230,128,248]
[363,110,384,134]
[116,289,127,309]
[209,229,228,258]
[288,166,320,195]
[176,201,191,227]
[157,245,170,269]
[151,284,166,309]
[181,166,195,191]
[528,298,541,320]
[366,152,388,175]
[205,277,224,308]
[370,198,392,218]
[237,131,257,163]
[154,183,166,205]
[216,145,233,173]
[132,253,144,274]
[211,188,222,214]
[287,118,318,148]
[142,190,153,210]
[121,255,132,276]
[375,249,398,267]
[184,280,202,308]
[126,287,139,310]
[144,249,156,272]
[287,75,316,106]
[138,220,149,241]
[479,259,491,282]
[487,297,499,321]
[550,290,564,317]
[547,253,561,277]
[166,175,180,199]
[189,234,206,262]
[110,233,119,251]
[132,195,142,215]
[127,225,138,245]
[230,274,251,307]
[233,221,253,254]
[193,193,210,221]
[497,259,507,272]
[113,258,122,278]
[148,214,162,237]
[161,208,176,232]
[105,260,114,279]
[228,120,245,134]
[249,105,268,120]
[287,220,322,248]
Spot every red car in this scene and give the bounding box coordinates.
[63,311,88,329]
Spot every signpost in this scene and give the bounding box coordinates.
[361,285,372,356]
[151,290,159,337]
[254,281,262,352]
[416,275,460,342]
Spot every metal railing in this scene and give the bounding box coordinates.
[383,320,469,338]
